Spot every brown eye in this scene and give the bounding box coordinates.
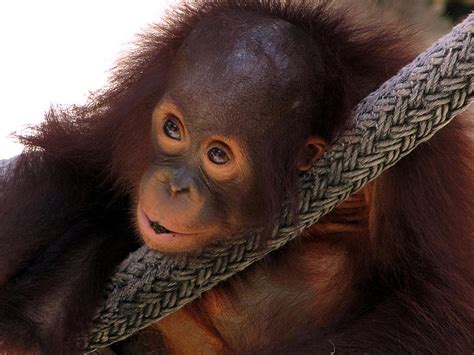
[163,117,181,140]
[208,147,229,165]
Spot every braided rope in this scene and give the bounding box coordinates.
[0,158,18,176]
[84,14,474,350]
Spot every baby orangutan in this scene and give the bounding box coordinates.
[0,2,473,354]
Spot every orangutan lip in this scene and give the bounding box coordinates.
[150,221,173,234]
[138,205,196,238]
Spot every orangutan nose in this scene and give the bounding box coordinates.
[170,183,189,195]
[169,168,192,195]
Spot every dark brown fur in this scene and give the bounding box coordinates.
[0,1,472,354]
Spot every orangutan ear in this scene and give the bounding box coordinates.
[297,136,327,171]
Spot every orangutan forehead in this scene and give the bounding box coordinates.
[165,9,324,131]
[178,10,312,79]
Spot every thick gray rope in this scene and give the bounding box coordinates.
[0,158,18,177]
[78,14,473,349]
[0,160,10,177]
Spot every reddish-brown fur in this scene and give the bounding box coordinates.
[0,1,472,354]
[115,3,474,354]
[121,122,474,353]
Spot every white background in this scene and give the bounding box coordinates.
[0,1,174,159]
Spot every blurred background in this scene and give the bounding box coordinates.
[0,0,472,159]
[0,0,174,159]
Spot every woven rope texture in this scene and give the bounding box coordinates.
[84,13,474,350]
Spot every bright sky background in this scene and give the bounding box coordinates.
[0,1,175,159]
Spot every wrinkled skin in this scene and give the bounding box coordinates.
[0,6,327,354]
[0,2,473,354]
[136,10,325,253]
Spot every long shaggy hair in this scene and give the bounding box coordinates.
[0,1,472,353]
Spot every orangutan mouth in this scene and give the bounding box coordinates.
[150,221,173,235]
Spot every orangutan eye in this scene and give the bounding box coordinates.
[208,147,229,165]
[163,117,181,140]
